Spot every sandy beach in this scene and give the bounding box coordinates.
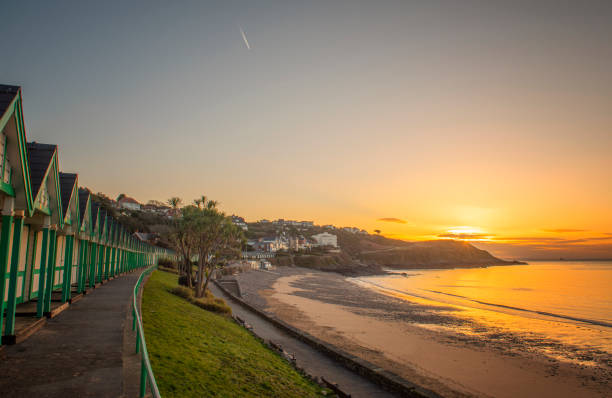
[234,267,611,398]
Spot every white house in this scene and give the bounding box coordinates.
[311,232,338,248]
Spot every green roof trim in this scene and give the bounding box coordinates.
[31,151,64,228]
[79,190,92,237]
[60,175,80,229]
[15,99,34,215]
[51,154,64,228]
[0,91,34,214]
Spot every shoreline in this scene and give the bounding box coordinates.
[272,257,529,277]
[234,266,611,398]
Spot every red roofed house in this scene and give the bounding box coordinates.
[117,196,140,211]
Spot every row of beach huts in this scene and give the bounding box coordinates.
[0,84,172,345]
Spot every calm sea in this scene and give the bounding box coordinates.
[354,261,612,363]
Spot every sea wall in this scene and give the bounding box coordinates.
[214,279,441,398]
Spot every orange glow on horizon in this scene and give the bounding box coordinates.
[447,226,484,235]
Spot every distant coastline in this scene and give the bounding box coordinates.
[271,238,526,276]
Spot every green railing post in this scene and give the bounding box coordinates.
[132,265,161,397]
[140,358,147,398]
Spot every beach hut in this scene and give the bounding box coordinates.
[104,217,115,280]
[89,202,101,286]
[0,85,35,338]
[25,142,63,317]
[58,172,79,302]
[97,209,108,282]
[76,187,92,292]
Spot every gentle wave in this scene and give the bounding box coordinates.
[424,289,612,328]
[355,278,612,328]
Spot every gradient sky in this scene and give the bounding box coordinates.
[1,1,611,259]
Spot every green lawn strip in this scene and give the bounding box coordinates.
[142,270,324,398]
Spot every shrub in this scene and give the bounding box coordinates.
[191,297,232,315]
[158,265,179,274]
[158,257,177,268]
[170,285,231,315]
[178,275,191,286]
[170,286,193,300]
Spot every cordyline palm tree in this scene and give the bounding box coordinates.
[166,195,243,296]
[195,195,217,210]
[167,208,197,286]
[167,197,183,217]
[168,196,182,208]
[193,212,241,297]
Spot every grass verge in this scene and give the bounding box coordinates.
[142,270,324,398]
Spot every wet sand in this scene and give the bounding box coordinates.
[235,267,611,398]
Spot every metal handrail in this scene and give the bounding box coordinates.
[132,265,161,398]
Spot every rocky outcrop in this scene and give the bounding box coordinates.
[359,240,524,269]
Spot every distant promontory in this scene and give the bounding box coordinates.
[244,222,525,276]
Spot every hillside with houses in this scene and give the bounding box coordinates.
[234,218,518,275]
[88,194,521,275]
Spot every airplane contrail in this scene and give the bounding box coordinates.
[240,27,251,50]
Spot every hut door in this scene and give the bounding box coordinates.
[14,225,29,304]
[54,236,65,290]
[29,231,44,299]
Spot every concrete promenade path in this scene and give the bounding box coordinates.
[210,283,399,398]
[0,273,140,398]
